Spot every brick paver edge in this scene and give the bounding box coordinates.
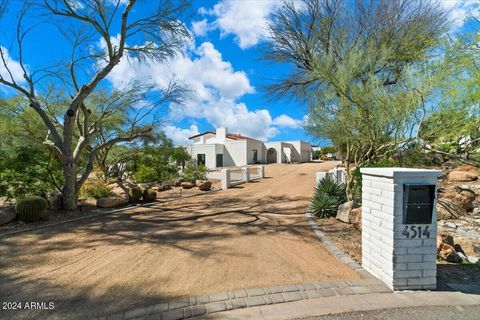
[103,278,390,320]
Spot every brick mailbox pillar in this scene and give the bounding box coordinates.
[360,168,442,290]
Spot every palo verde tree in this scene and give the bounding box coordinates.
[0,0,190,210]
[418,30,480,165]
[265,0,449,199]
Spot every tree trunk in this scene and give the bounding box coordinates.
[344,160,354,202]
[62,156,78,211]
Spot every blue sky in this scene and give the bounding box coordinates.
[0,0,476,146]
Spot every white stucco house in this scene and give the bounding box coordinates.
[186,127,312,168]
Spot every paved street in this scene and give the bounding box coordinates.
[299,305,480,320]
[206,291,480,320]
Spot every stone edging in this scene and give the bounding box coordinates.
[305,211,373,279]
[101,278,391,320]
[0,189,219,238]
[99,210,390,320]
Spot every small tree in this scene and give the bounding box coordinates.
[417,34,480,166]
[0,0,190,209]
[265,0,448,199]
[171,146,191,170]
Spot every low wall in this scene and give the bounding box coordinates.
[220,165,264,190]
[316,167,346,185]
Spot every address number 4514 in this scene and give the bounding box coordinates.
[402,225,430,239]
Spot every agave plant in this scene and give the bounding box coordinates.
[309,177,346,218]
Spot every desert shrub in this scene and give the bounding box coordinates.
[80,180,113,199]
[142,189,157,202]
[309,177,346,218]
[16,196,48,222]
[351,158,397,205]
[320,146,337,155]
[393,144,443,167]
[0,147,62,199]
[133,163,179,184]
[183,164,207,183]
[133,165,158,183]
[128,187,142,202]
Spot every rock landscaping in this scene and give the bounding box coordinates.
[0,207,16,226]
[181,182,195,189]
[335,201,355,223]
[436,164,480,265]
[196,180,212,191]
[96,196,129,208]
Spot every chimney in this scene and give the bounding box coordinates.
[216,127,228,141]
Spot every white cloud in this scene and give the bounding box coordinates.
[0,46,25,84]
[192,19,210,37]
[171,98,279,140]
[108,41,254,100]
[164,124,199,145]
[273,114,303,129]
[206,0,281,49]
[439,0,478,30]
[106,41,284,141]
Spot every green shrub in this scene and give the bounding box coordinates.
[183,164,207,183]
[0,147,63,199]
[133,163,179,184]
[393,144,443,167]
[351,158,397,205]
[80,181,113,199]
[309,177,346,218]
[320,146,337,155]
[16,196,48,222]
[351,167,363,205]
[142,189,157,202]
[128,187,142,202]
[133,165,158,183]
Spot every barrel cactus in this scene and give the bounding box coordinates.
[142,189,157,202]
[16,196,48,222]
[128,187,143,202]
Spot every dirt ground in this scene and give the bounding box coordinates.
[313,215,480,291]
[0,185,211,234]
[0,161,361,320]
[314,217,362,264]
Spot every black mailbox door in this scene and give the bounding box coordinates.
[403,184,435,224]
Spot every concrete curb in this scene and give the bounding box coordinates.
[0,189,219,238]
[204,291,480,320]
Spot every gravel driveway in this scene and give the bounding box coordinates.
[0,162,360,319]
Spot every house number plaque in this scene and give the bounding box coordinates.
[402,225,430,239]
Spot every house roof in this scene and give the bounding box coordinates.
[188,131,215,139]
[188,131,257,141]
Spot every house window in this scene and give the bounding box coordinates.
[216,154,223,167]
[252,149,258,162]
[197,154,206,166]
